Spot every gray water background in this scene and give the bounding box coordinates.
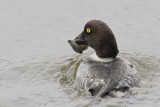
[0,0,160,107]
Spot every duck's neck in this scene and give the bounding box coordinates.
[91,53,113,62]
[95,43,118,58]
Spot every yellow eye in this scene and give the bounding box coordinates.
[86,28,91,33]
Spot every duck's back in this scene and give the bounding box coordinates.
[74,56,140,96]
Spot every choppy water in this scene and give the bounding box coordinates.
[0,0,160,107]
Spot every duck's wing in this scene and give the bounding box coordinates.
[74,57,141,97]
[95,78,118,97]
[95,57,141,97]
[110,57,141,88]
[74,61,107,91]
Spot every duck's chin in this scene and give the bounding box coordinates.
[79,45,88,52]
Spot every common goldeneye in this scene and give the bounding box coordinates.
[68,20,141,97]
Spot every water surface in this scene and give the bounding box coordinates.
[0,0,160,107]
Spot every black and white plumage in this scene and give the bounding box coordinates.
[69,20,141,97]
[74,53,140,97]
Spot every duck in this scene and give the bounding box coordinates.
[69,20,141,98]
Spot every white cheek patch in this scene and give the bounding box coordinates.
[91,53,113,62]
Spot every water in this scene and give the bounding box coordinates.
[0,0,160,107]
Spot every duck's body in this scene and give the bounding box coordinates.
[74,54,140,97]
[69,20,141,97]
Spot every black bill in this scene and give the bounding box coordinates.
[68,40,83,54]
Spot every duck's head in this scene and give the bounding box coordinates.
[69,20,119,58]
